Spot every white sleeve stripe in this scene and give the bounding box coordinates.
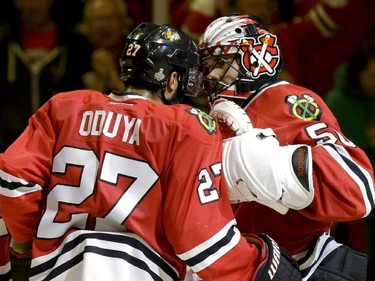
[188,227,241,273]
[177,219,241,272]
[324,144,375,215]
[177,219,236,260]
[294,234,341,280]
[0,170,42,197]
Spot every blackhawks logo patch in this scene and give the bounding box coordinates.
[285,94,322,121]
[186,108,217,134]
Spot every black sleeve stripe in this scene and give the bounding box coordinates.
[184,225,236,268]
[0,177,36,190]
[325,143,375,209]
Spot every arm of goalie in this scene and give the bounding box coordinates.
[210,99,291,214]
[245,233,302,281]
[222,129,314,211]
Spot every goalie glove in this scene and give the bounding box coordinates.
[246,233,302,281]
[210,98,252,138]
[222,129,314,210]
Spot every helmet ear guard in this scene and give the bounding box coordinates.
[120,22,202,103]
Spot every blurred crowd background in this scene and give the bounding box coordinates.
[0,0,375,280]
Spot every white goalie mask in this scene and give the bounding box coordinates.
[198,14,283,102]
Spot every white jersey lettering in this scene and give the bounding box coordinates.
[79,110,142,145]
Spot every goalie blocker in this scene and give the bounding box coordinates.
[247,233,301,281]
[210,99,314,213]
[222,129,314,211]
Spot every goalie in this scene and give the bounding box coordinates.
[199,14,375,280]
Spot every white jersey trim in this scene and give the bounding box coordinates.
[323,143,375,216]
[294,233,341,280]
[177,219,241,273]
[30,230,179,281]
[0,262,11,281]
[0,170,42,198]
[0,218,8,236]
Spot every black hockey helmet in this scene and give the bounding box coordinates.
[120,22,202,103]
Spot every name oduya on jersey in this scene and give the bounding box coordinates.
[78,110,142,145]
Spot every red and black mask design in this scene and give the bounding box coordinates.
[239,33,281,80]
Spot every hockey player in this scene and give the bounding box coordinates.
[198,14,375,280]
[0,22,301,280]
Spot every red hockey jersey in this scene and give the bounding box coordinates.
[0,90,261,280]
[233,81,375,255]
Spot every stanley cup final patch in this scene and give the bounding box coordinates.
[285,94,322,121]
